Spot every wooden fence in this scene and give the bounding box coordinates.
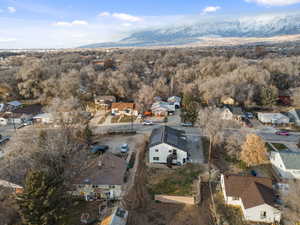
[154,195,195,205]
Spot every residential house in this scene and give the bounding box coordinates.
[167,96,181,109]
[72,153,127,201]
[0,103,8,112]
[95,96,116,109]
[7,100,22,109]
[149,126,188,165]
[111,102,138,116]
[257,113,290,124]
[270,150,300,179]
[278,90,291,106]
[0,104,42,125]
[222,105,244,121]
[100,207,128,225]
[151,101,176,116]
[221,174,281,223]
[33,113,53,124]
[287,108,300,126]
[0,179,23,194]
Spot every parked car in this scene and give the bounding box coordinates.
[90,145,109,154]
[120,144,129,153]
[0,135,10,144]
[143,121,153,126]
[275,131,290,136]
[23,120,33,126]
[181,122,193,127]
[245,112,254,119]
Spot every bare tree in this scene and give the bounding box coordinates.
[291,87,300,107]
[46,97,89,127]
[225,132,246,159]
[135,84,154,113]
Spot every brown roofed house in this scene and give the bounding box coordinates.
[71,152,127,201]
[220,174,281,223]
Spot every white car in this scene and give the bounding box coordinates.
[120,144,129,153]
[143,121,153,126]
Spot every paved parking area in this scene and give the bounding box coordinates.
[0,124,15,136]
[95,134,146,155]
[187,135,204,164]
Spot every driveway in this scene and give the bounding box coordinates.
[187,135,204,164]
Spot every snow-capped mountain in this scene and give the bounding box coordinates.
[80,12,300,48]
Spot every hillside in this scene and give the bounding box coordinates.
[80,12,300,48]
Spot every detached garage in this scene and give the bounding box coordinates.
[257,113,289,124]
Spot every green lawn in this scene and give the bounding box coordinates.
[267,142,287,151]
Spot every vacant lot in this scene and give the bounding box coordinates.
[147,164,203,196]
[123,145,212,225]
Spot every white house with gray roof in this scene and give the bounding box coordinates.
[287,108,300,126]
[149,126,188,165]
[270,151,300,179]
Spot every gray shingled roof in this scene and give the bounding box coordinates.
[279,151,300,170]
[295,109,300,119]
[149,126,187,152]
[225,105,244,115]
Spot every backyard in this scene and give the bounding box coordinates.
[147,164,203,196]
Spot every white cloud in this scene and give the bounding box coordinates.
[112,13,142,22]
[202,6,221,14]
[8,7,16,13]
[0,38,17,42]
[72,20,88,25]
[98,11,142,22]
[245,0,300,6]
[121,23,133,27]
[53,20,88,26]
[99,11,110,17]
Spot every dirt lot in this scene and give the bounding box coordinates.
[123,145,213,225]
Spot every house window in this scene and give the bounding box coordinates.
[169,150,172,153]
[260,211,267,218]
[109,185,115,188]
[155,149,159,152]
[232,196,239,201]
[153,157,159,161]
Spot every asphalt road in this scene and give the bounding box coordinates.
[256,132,300,143]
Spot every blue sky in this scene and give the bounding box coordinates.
[1,0,300,48]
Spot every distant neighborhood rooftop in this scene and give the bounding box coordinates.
[149,126,187,151]
[111,102,135,110]
[223,174,276,209]
[224,105,243,115]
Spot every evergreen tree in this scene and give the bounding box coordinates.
[181,93,199,125]
[16,170,66,225]
[260,85,278,107]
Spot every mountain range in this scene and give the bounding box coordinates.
[80,12,300,48]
